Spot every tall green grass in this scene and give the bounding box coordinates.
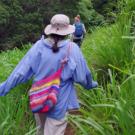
[68,0,135,135]
[69,70,135,135]
[83,0,134,67]
[82,19,134,73]
[0,46,36,135]
[82,0,135,83]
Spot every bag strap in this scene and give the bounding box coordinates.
[60,42,72,70]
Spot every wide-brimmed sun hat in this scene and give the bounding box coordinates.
[44,14,75,36]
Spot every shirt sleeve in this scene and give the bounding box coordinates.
[72,44,97,89]
[0,43,41,96]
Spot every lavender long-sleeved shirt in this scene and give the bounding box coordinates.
[0,36,97,119]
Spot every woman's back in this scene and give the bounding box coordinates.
[0,14,98,135]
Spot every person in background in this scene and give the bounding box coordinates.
[0,14,97,135]
[76,14,81,20]
[72,15,86,47]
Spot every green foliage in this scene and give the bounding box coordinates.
[0,0,118,50]
[0,0,81,50]
[68,1,135,134]
[83,22,133,69]
[118,0,135,12]
[92,0,118,24]
[82,4,135,82]
[78,0,105,31]
[0,3,10,44]
[0,4,9,25]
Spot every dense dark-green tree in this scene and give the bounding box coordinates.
[0,0,82,50]
[0,0,118,50]
[92,0,118,23]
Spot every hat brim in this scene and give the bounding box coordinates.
[44,25,75,36]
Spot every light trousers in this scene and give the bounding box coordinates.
[34,113,67,135]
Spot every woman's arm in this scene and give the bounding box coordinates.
[0,43,41,96]
[72,45,98,89]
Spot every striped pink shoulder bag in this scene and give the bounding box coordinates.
[29,44,71,113]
